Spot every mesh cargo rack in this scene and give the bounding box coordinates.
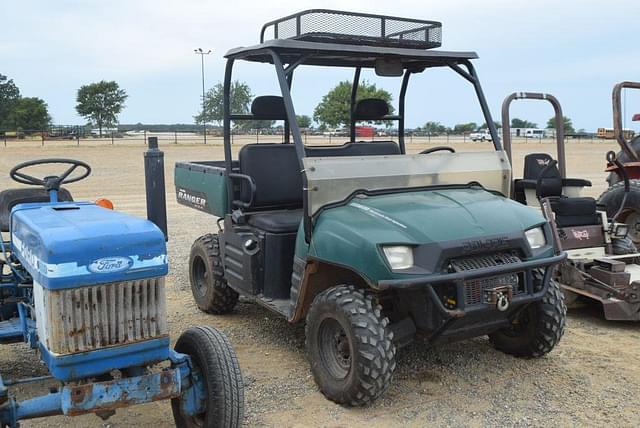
[260,9,442,50]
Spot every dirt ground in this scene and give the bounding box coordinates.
[1,138,638,427]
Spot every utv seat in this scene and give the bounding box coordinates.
[522,154,599,228]
[0,188,73,232]
[247,210,303,233]
[513,153,591,204]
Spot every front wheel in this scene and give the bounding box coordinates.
[489,273,566,358]
[305,285,396,406]
[171,326,244,428]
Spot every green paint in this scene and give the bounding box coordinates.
[305,188,549,282]
[174,165,228,217]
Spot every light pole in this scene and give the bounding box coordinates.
[194,48,211,144]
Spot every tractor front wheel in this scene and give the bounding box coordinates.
[189,234,239,314]
[489,272,566,358]
[305,285,396,406]
[171,326,244,428]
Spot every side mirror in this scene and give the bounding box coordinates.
[375,59,403,77]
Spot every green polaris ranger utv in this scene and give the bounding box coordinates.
[175,10,567,406]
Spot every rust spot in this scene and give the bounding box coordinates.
[70,384,92,404]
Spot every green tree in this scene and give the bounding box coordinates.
[511,118,537,128]
[481,121,501,129]
[195,81,252,125]
[238,119,274,131]
[453,122,478,134]
[313,80,394,128]
[296,114,312,129]
[76,80,128,136]
[0,74,21,128]
[422,121,447,134]
[5,97,51,131]
[546,116,575,134]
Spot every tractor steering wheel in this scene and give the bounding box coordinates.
[419,146,456,155]
[10,158,91,191]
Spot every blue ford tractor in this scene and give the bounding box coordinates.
[0,139,244,427]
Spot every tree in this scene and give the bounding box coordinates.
[5,97,51,131]
[195,81,252,126]
[296,114,312,129]
[422,121,447,135]
[76,80,128,137]
[480,121,501,130]
[313,80,394,128]
[511,118,537,129]
[453,122,478,134]
[546,116,575,134]
[237,119,274,131]
[0,74,21,128]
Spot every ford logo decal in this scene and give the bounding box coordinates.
[88,256,133,274]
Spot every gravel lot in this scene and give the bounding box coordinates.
[1,139,638,427]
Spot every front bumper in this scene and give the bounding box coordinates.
[377,252,566,318]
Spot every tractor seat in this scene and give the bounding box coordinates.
[551,197,600,228]
[0,188,73,232]
[514,153,591,204]
[247,209,302,233]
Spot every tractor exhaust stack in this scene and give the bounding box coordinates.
[144,136,168,240]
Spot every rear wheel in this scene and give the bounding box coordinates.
[305,285,396,406]
[489,272,566,358]
[172,326,244,428]
[598,180,640,245]
[189,234,238,314]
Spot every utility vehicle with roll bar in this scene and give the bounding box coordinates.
[502,92,640,321]
[175,9,567,406]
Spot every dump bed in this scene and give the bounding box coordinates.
[174,161,231,217]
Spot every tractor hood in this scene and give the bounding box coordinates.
[308,187,549,282]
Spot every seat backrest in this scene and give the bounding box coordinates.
[353,98,389,120]
[523,153,560,180]
[0,188,73,232]
[305,141,400,157]
[251,96,287,120]
[239,143,302,209]
[523,153,562,198]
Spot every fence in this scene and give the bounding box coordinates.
[0,128,611,148]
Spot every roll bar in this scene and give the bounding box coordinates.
[612,81,640,162]
[501,92,566,178]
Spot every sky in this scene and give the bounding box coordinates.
[1,0,639,132]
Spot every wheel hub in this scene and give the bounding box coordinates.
[318,318,352,379]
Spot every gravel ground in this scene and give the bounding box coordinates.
[0,139,638,427]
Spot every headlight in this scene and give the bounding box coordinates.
[525,226,546,249]
[382,246,414,270]
[613,223,629,238]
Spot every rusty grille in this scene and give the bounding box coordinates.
[451,254,522,306]
[44,277,167,354]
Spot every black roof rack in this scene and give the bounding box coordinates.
[260,9,442,50]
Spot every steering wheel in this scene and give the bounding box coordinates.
[10,158,91,191]
[419,146,456,155]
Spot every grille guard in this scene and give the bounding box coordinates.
[377,252,566,317]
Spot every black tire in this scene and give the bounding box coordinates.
[171,326,244,428]
[305,285,396,406]
[189,234,238,314]
[489,271,566,358]
[598,180,640,245]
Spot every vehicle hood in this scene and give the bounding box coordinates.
[309,188,547,281]
[314,187,544,244]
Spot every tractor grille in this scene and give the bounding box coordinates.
[451,254,523,306]
[43,277,167,355]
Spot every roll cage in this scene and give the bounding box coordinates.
[220,10,503,242]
